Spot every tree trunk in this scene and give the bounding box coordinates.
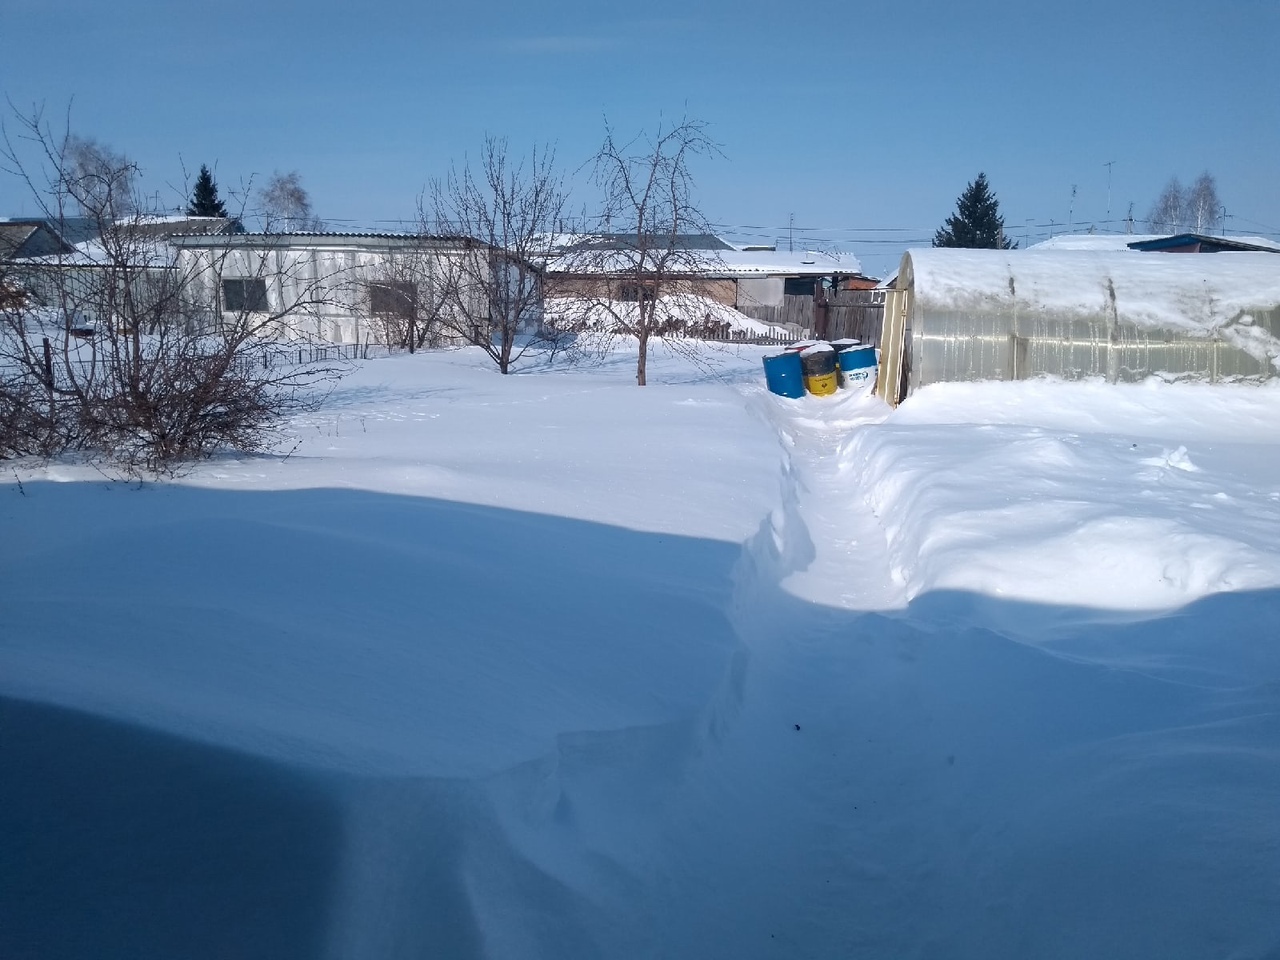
[499,329,513,375]
[636,328,649,386]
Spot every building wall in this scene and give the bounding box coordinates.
[544,274,736,306]
[176,243,491,345]
[736,277,784,308]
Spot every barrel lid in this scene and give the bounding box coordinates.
[831,338,861,348]
[800,342,835,357]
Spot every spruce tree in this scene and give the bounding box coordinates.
[187,164,228,217]
[933,172,1015,249]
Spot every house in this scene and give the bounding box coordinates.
[875,247,1280,406]
[0,220,75,261]
[543,234,871,334]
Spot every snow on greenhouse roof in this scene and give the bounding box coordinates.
[904,248,1280,332]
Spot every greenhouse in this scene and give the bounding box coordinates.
[876,247,1280,406]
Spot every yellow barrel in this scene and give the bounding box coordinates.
[804,371,838,396]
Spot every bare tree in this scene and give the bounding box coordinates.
[0,105,342,471]
[259,170,324,231]
[426,137,568,373]
[566,117,722,386]
[1186,172,1222,234]
[1147,176,1186,234]
[1147,174,1225,236]
[64,134,137,219]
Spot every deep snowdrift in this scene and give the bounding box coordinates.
[4,344,1280,959]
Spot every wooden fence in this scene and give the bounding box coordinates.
[738,295,814,331]
[821,289,887,346]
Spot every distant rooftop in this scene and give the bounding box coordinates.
[1127,233,1280,254]
[558,233,736,252]
[1030,232,1280,254]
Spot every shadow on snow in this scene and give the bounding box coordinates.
[1,481,1278,959]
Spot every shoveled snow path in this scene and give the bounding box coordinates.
[754,386,906,612]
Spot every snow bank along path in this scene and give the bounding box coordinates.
[3,344,1280,958]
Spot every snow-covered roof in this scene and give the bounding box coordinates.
[548,247,864,279]
[117,215,244,238]
[1029,233,1166,251]
[714,249,863,277]
[167,230,474,246]
[541,233,864,278]
[15,235,175,269]
[1030,232,1280,253]
[903,248,1280,333]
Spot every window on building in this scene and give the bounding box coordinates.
[369,281,417,317]
[783,277,816,298]
[222,277,269,313]
[618,281,656,304]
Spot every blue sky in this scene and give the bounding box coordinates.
[3,0,1276,276]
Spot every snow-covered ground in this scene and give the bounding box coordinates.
[3,342,1280,959]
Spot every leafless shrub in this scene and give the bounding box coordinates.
[0,105,342,473]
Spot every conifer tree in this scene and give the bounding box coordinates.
[933,172,1015,249]
[187,164,228,217]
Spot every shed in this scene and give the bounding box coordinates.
[876,248,1280,406]
[169,231,517,345]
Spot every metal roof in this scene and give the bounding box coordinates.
[0,221,74,260]
[1127,234,1280,254]
[559,233,736,252]
[166,230,477,247]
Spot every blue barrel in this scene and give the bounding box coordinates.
[763,352,805,398]
[838,346,877,387]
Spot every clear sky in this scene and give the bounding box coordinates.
[3,0,1277,276]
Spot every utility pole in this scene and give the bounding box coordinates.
[1126,202,1134,234]
[1104,160,1115,218]
[1068,185,1077,234]
[788,213,794,253]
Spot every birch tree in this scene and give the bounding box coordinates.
[1186,173,1222,234]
